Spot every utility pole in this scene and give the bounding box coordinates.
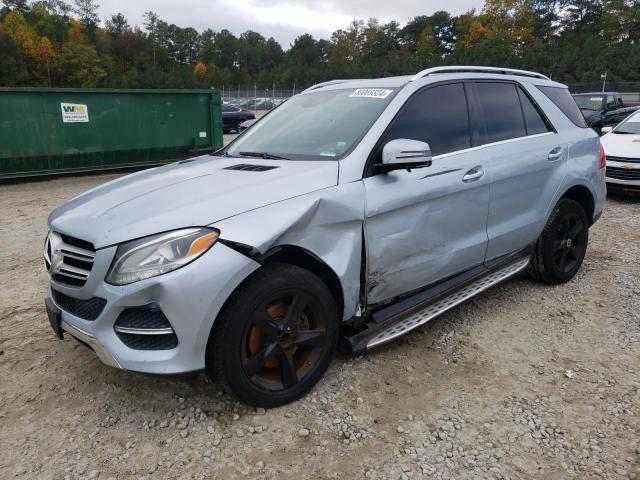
[601,70,608,93]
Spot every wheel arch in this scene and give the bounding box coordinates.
[559,184,595,226]
[260,245,345,320]
[207,244,346,352]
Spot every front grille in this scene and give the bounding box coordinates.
[51,289,106,321]
[45,232,96,287]
[606,166,640,181]
[606,155,640,164]
[114,307,178,350]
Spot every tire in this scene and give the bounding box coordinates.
[528,199,589,285]
[206,263,339,407]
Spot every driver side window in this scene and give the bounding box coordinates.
[382,83,471,157]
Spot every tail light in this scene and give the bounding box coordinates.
[599,145,606,169]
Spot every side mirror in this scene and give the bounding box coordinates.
[601,126,613,134]
[377,139,432,173]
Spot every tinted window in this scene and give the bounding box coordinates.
[517,87,552,135]
[475,82,527,144]
[537,86,589,128]
[222,105,234,112]
[384,83,471,156]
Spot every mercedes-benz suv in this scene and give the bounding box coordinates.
[45,66,606,407]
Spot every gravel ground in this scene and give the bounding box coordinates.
[0,169,639,480]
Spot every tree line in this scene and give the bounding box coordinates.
[1,0,639,91]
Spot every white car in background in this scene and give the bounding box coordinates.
[601,110,640,193]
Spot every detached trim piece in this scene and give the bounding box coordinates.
[366,258,529,349]
[344,254,531,353]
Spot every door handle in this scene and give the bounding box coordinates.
[548,147,563,161]
[462,166,484,183]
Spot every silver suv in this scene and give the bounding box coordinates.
[45,66,606,407]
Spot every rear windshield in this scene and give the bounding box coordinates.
[537,86,589,128]
[573,95,604,111]
[225,88,396,161]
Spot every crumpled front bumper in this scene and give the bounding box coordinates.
[47,242,259,374]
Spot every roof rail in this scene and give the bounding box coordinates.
[411,66,551,82]
[301,79,364,94]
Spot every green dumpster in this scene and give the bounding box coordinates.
[0,88,224,179]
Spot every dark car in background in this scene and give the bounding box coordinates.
[572,92,640,134]
[222,104,255,133]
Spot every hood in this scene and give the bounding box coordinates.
[49,155,339,248]
[601,132,640,159]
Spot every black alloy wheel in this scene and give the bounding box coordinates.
[550,211,587,274]
[529,199,590,284]
[207,263,338,407]
[241,292,328,392]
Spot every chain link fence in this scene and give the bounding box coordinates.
[220,87,301,111]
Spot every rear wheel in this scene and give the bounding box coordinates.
[529,199,589,284]
[206,263,339,407]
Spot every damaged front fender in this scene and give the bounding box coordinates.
[212,182,366,320]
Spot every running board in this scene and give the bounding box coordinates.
[346,257,530,353]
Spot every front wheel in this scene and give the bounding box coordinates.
[206,263,339,407]
[529,199,589,284]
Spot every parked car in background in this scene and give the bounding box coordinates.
[600,110,640,193]
[238,118,257,132]
[222,104,255,133]
[45,66,605,407]
[572,92,640,134]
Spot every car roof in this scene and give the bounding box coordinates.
[302,66,565,94]
[573,92,619,96]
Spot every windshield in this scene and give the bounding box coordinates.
[225,88,396,160]
[613,113,640,134]
[573,95,604,111]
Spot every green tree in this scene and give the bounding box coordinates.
[0,32,28,85]
[56,41,106,86]
[2,0,29,13]
[105,12,129,38]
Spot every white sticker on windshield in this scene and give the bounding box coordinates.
[350,88,393,99]
[591,97,603,101]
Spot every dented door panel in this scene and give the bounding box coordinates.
[363,157,490,304]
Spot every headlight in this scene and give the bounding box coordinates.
[106,228,219,285]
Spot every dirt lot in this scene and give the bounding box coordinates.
[0,170,639,479]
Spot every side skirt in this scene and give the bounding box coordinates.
[343,254,530,354]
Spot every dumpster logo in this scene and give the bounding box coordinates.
[60,102,89,123]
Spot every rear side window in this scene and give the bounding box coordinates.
[517,88,553,135]
[537,86,588,128]
[384,83,471,156]
[475,82,527,144]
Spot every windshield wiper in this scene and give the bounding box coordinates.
[238,151,290,161]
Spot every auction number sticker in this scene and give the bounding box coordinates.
[350,88,393,99]
[60,102,89,123]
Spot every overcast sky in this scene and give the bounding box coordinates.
[98,0,485,48]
